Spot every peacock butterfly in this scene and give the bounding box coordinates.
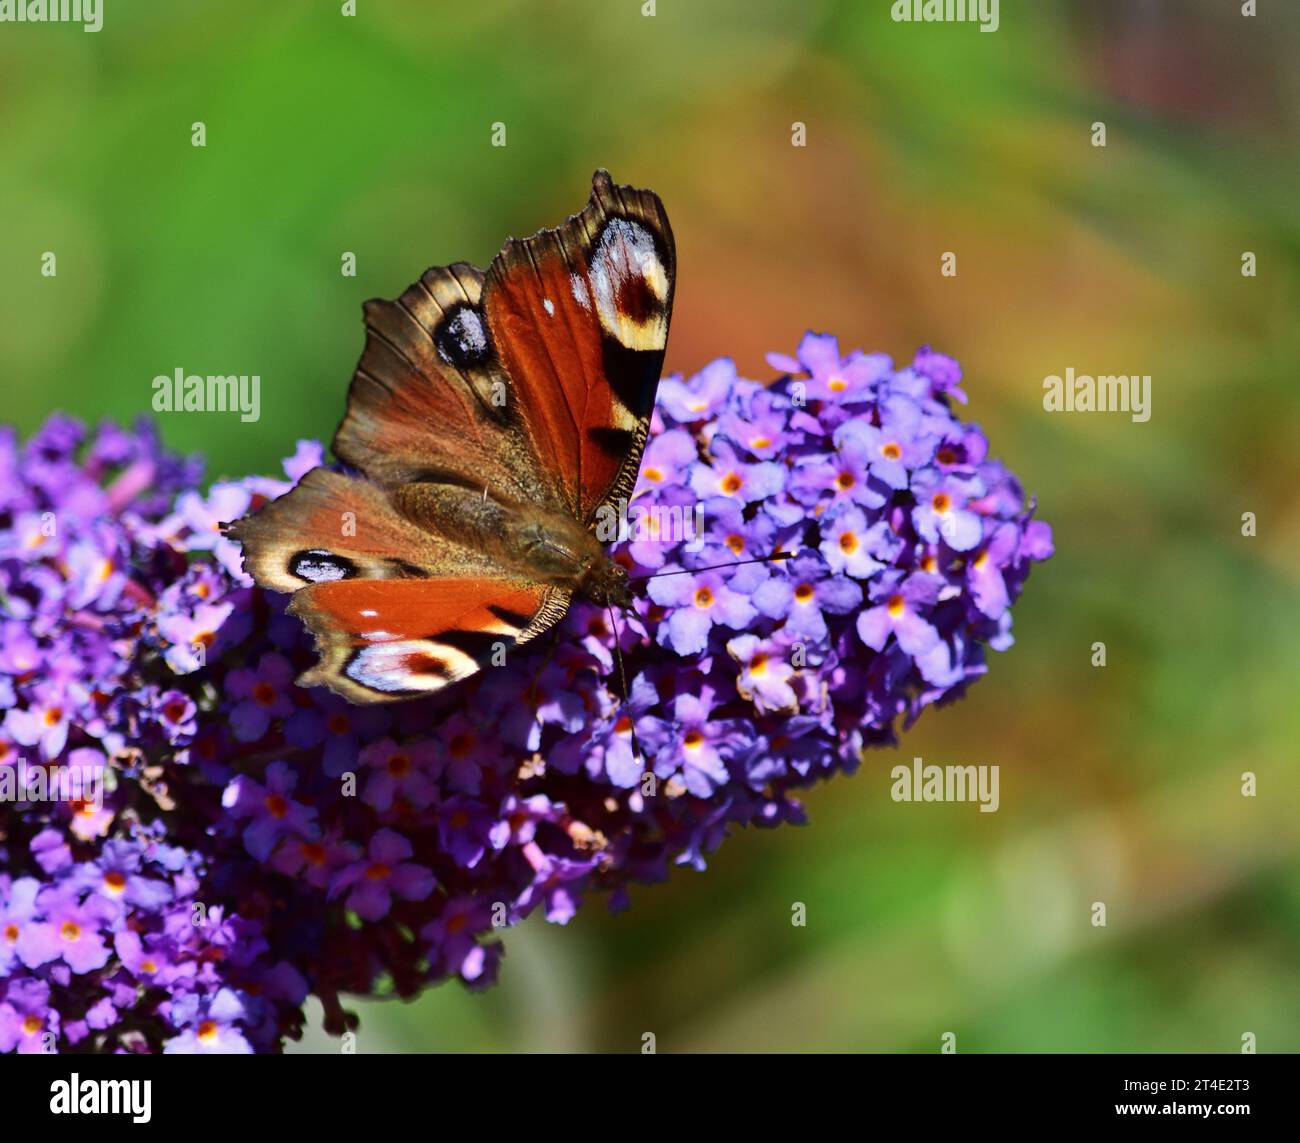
[226,170,675,703]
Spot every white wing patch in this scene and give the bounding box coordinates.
[570,273,591,310]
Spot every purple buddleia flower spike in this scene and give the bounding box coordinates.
[0,338,1050,1052]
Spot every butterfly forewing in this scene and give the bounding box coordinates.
[483,170,675,522]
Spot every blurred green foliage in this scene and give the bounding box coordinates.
[3,0,1298,1051]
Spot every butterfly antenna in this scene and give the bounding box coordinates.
[630,550,796,582]
[606,603,644,767]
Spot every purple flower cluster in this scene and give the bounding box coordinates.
[0,337,1051,1052]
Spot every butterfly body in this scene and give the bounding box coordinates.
[227,171,673,702]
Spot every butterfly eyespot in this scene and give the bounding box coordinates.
[344,640,466,696]
[290,549,357,583]
[435,305,491,368]
[588,217,669,348]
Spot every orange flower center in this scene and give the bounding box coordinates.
[834,471,855,491]
[827,375,848,392]
[387,752,412,775]
[365,863,391,882]
[683,730,704,750]
[839,532,858,555]
[794,583,815,603]
[749,654,768,676]
[694,587,715,609]
[140,958,159,974]
[931,493,952,514]
[973,550,989,570]
[3,923,18,945]
[252,682,277,706]
[921,555,938,574]
[103,871,128,895]
[881,442,902,461]
[60,921,81,943]
[750,436,771,450]
[22,1015,43,1036]
[936,447,957,465]
[643,466,664,483]
[264,793,289,819]
[43,707,63,728]
[197,1021,219,1043]
[326,713,351,735]
[725,534,745,555]
[720,473,743,495]
[301,842,327,866]
[887,594,906,617]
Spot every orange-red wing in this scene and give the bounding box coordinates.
[289,577,570,703]
[482,170,675,523]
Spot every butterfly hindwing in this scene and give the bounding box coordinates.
[290,578,570,703]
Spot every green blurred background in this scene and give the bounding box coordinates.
[3,0,1298,1051]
